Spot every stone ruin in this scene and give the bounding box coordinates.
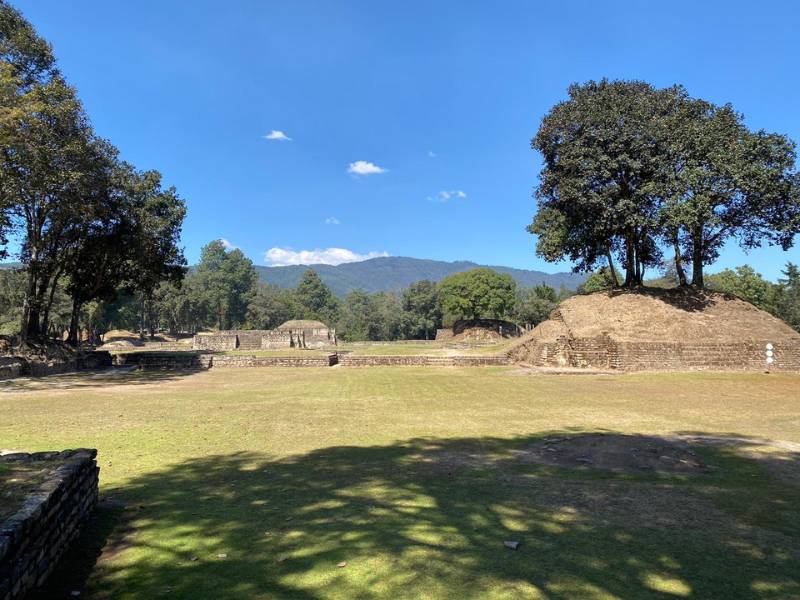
[193,319,336,351]
[435,319,523,343]
[507,289,800,372]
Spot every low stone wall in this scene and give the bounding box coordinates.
[0,352,112,380]
[338,355,510,367]
[112,352,212,370]
[0,358,23,380]
[209,354,338,368]
[0,449,99,600]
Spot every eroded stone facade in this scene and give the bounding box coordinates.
[0,450,99,600]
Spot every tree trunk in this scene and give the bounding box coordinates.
[67,301,81,346]
[40,269,63,338]
[21,267,39,341]
[624,236,635,288]
[139,295,146,339]
[605,250,619,287]
[691,226,704,288]
[673,236,687,287]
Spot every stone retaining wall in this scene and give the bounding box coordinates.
[509,335,800,372]
[0,450,99,600]
[194,330,335,351]
[615,340,800,372]
[112,352,212,370]
[193,333,238,351]
[0,352,112,380]
[209,354,338,368]
[0,359,23,380]
[338,355,510,367]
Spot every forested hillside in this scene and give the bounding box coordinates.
[253,256,586,296]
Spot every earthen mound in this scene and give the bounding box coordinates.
[449,319,521,343]
[508,288,800,372]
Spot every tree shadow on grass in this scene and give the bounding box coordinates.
[0,367,200,392]
[47,433,800,599]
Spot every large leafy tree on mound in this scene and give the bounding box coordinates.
[529,79,800,289]
[529,80,676,287]
[658,98,799,287]
[438,268,516,321]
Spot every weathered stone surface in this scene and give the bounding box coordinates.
[0,450,99,600]
[338,355,509,367]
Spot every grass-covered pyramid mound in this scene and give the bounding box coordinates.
[508,288,800,372]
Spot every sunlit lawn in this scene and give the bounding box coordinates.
[2,367,799,599]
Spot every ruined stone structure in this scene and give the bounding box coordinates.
[338,355,510,367]
[193,320,336,351]
[508,290,800,372]
[435,319,522,343]
[0,450,99,599]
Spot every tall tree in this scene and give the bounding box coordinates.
[295,269,338,324]
[775,263,800,332]
[246,284,298,330]
[529,80,675,287]
[659,99,800,287]
[121,165,187,337]
[401,280,442,340]
[514,283,560,327]
[194,240,258,330]
[530,79,800,290]
[438,268,516,321]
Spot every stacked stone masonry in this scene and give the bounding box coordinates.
[194,328,336,351]
[0,352,112,381]
[338,355,510,367]
[113,352,212,370]
[0,450,99,600]
[209,354,338,367]
[509,336,800,372]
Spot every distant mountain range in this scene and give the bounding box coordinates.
[1,256,587,296]
[255,256,585,296]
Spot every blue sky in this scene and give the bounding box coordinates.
[13,0,800,280]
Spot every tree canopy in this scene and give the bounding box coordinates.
[529,79,800,289]
[438,268,516,321]
[0,0,186,342]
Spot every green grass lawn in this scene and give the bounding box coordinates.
[2,368,799,599]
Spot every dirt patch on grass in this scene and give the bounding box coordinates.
[417,434,709,477]
[523,433,709,474]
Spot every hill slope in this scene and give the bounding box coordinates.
[255,256,586,296]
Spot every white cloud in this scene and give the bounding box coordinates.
[220,238,237,250]
[427,150,436,158]
[324,217,340,225]
[427,189,467,202]
[347,160,388,176]
[264,247,389,266]
[263,130,292,141]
